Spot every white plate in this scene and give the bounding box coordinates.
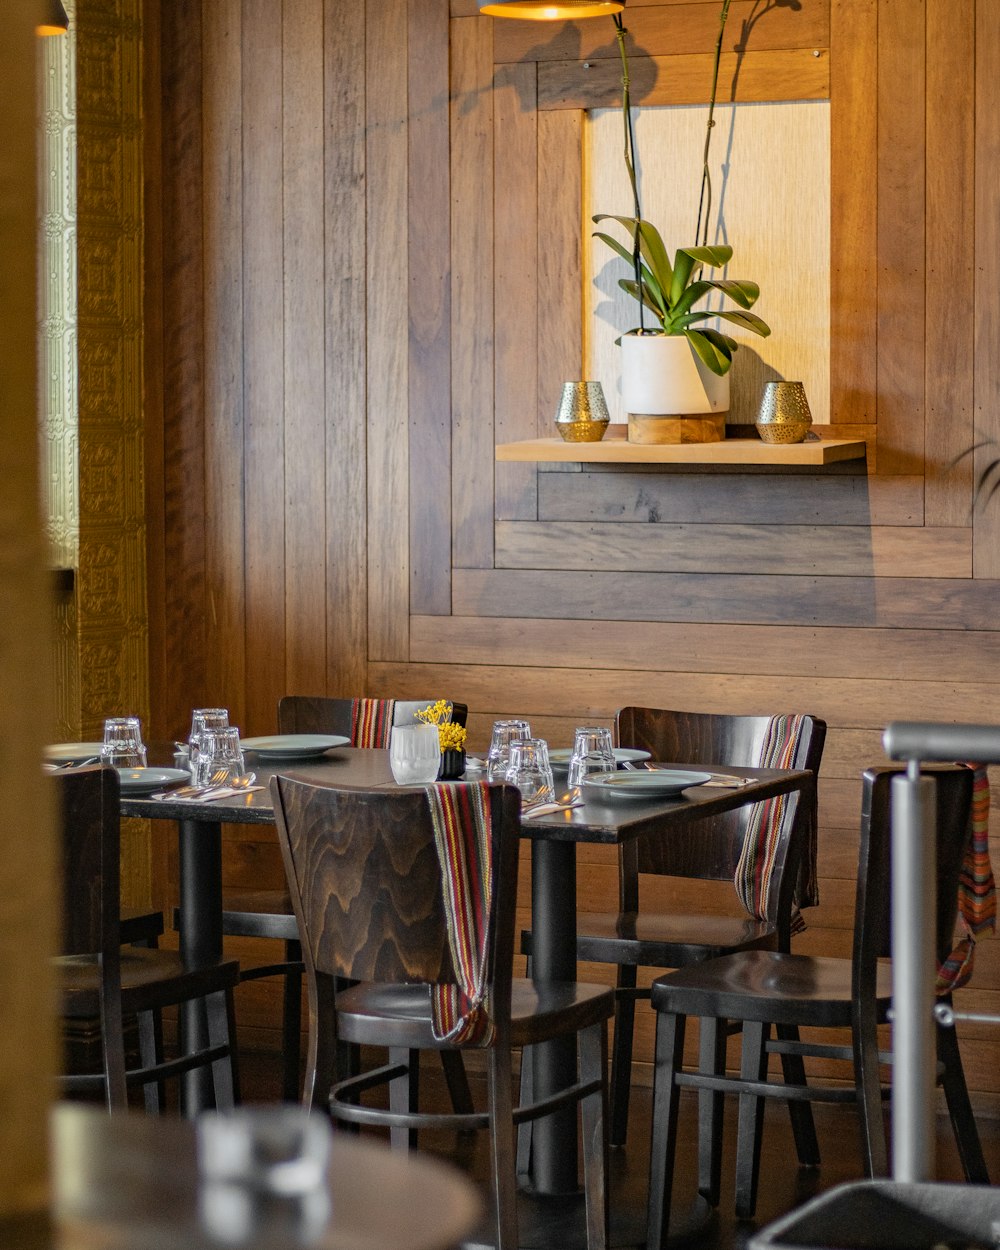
[548,747,652,769]
[580,769,712,800]
[239,734,350,760]
[117,767,190,794]
[45,742,105,763]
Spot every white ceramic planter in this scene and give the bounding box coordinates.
[621,333,730,417]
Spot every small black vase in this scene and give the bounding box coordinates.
[438,749,466,780]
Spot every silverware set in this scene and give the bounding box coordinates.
[153,771,258,801]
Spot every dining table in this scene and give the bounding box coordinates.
[122,744,813,1247]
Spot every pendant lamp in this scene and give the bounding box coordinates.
[478,1,624,18]
[37,0,70,35]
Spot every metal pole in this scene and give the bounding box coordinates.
[890,766,937,1182]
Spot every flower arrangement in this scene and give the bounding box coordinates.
[415,700,467,754]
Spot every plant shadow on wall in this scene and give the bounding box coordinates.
[591,0,808,443]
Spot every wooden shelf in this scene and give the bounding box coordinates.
[496,426,867,466]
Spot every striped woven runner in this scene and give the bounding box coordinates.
[937,765,996,992]
[350,698,396,749]
[734,713,816,932]
[424,781,495,1047]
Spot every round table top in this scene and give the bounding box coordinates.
[2,1105,481,1250]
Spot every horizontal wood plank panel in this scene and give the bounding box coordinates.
[492,0,829,63]
[537,470,924,526]
[411,617,1000,683]
[453,567,1000,630]
[539,49,829,110]
[370,660,1000,731]
[495,521,971,578]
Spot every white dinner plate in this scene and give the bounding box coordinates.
[239,734,350,760]
[580,769,712,801]
[117,767,190,794]
[45,742,105,764]
[548,747,652,770]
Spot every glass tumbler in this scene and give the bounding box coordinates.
[189,707,230,775]
[389,724,442,785]
[568,725,615,788]
[100,716,147,768]
[505,738,555,808]
[195,726,245,786]
[486,719,531,783]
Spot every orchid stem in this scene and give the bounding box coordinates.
[695,0,732,250]
[613,14,646,332]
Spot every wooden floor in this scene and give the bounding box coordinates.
[238,1048,1000,1250]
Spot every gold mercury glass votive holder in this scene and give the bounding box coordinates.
[755,380,813,444]
[554,381,610,443]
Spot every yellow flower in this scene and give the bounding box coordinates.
[415,702,465,752]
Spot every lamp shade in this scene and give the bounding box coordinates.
[36,0,70,34]
[478,1,624,18]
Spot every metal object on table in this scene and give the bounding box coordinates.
[755,380,813,444]
[554,380,610,443]
[882,721,1000,1184]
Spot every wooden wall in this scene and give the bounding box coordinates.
[146,0,1000,1106]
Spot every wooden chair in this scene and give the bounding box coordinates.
[645,764,989,1248]
[58,765,239,1112]
[522,706,826,1175]
[271,774,614,1250]
[222,695,469,1101]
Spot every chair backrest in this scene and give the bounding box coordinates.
[271,776,520,1030]
[614,706,826,884]
[56,763,121,972]
[277,696,469,746]
[855,765,973,992]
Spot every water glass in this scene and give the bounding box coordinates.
[389,723,441,785]
[505,737,555,808]
[100,716,147,768]
[486,719,531,783]
[195,726,245,786]
[189,707,230,773]
[568,725,615,787]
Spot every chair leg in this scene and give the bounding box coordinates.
[646,1010,686,1250]
[937,1017,989,1184]
[697,1015,727,1206]
[734,1019,769,1220]
[609,967,638,1147]
[440,1050,475,1116]
[853,1000,887,1178]
[579,1022,610,1250]
[389,1047,419,1152]
[486,1045,520,1250]
[303,974,336,1113]
[137,1010,162,1113]
[281,940,302,1102]
[776,1023,821,1167]
[100,996,129,1111]
[516,1045,533,1179]
[206,988,237,1111]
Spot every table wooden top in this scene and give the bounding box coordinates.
[0,1104,481,1250]
[121,746,811,847]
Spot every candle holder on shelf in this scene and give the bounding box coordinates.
[554,381,610,443]
[755,381,813,444]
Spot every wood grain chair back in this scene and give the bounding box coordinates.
[615,706,825,889]
[58,764,120,969]
[272,776,519,1025]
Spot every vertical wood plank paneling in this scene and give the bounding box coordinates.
[537,110,583,435]
[875,0,925,476]
[366,0,411,662]
[202,0,247,726]
[973,1,1000,579]
[829,0,876,429]
[924,0,974,527]
[494,61,539,521]
[283,0,328,694]
[450,14,495,570]
[408,0,452,615]
[241,0,285,733]
[324,0,369,694]
[157,0,206,739]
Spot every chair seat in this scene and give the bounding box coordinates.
[60,948,241,1018]
[336,978,615,1050]
[650,949,894,1029]
[525,910,777,969]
